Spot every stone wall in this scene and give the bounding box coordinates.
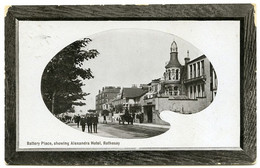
[141,96,212,124]
[156,97,210,114]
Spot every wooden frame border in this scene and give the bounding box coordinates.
[5,4,256,165]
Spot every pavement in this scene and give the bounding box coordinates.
[133,122,170,129]
[67,122,170,139]
[68,122,115,138]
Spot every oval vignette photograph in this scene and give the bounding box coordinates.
[41,29,218,139]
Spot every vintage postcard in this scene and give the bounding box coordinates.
[17,20,240,151]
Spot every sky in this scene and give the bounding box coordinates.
[78,29,203,111]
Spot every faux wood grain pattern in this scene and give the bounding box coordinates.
[5,4,256,165]
[7,4,254,20]
[5,11,17,163]
[241,7,256,161]
[3,151,256,165]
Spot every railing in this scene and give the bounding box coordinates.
[184,75,206,84]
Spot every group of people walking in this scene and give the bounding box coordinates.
[74,114,98,133]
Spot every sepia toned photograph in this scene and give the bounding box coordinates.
[41,29,217,139]
[15,20,240,151]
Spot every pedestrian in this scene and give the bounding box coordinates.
[86,114,93,133]
[111,116,115,123]
[132,113,136,123]
[103,115,107,124]
[140,113,144,123]
[75,114,80,128]
[80,116,87,132]
[93,114,98,133]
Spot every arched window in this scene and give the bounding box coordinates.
[168,70,171,80]
[172,69,176,80]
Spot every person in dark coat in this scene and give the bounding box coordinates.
[92,114,98,133]
[103,115,107,124]
[75,114,80,128]
[140,113,144,123]
[86,114,93,133]
[80,116,87,132]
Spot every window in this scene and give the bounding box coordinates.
[176,69,179,80]
[189,65,192,79]
[190,86,193,99]
[197,62,200,76]
[210,66,213,90]
[154,85,157,92]
[201,60,204,75]
[193,64,196,78]
[168,69,171,80]
[169,87,173,96]
[157,84,161,92]
[214,70,217,89]
[173,86,178,96]
[202,84,205,97]
[198,85,200,97]
[194,85,196,99]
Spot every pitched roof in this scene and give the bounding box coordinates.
[122,88,147,99]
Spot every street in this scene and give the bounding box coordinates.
[67,122,170,139]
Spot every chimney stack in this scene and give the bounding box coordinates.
[184,50,190,64]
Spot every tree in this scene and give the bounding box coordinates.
[88,109,96,113]
[129,104,141,114]
[41,38,99,115]
[67,106,76,113]
[101,110,110,116]
[115,104,124,113]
